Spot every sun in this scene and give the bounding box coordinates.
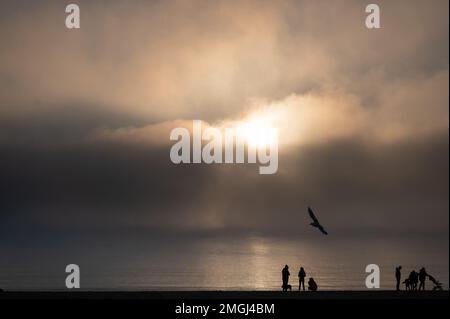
[238,114,277,148]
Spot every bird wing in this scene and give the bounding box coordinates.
[318,226,328,235]
[308,207,319,223]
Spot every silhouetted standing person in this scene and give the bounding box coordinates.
[298,267,306,291]
[395,266,402,291]
[282,265,290,291]
[413,271,419,290]
[409,270,418,290]
[418,267,427,291]
[308,277,318,291]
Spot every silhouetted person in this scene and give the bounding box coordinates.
[308,277,318,291]
[418,267,427,291]
[409,270,419,290]
[298,267,306,291]
[413,271,419,290]
[427,274,443,291]
[282,265,290,291]
[395,266,402,291]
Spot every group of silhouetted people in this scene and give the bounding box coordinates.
[282,265,318,292]
[395,266,442,291]
[281,264,442,292]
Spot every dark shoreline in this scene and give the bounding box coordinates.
[0,290,448,300]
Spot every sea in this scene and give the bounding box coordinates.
[0,235,448,291]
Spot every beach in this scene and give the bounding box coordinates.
[1,290,448,300]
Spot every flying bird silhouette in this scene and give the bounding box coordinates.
[308,207,328,235]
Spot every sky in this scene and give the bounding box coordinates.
[0,0,448,279]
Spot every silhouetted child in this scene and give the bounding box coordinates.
[308,277,318,291]
[418,267,427,291]
[282,265,290,292]
[395,266,402,291]
[298,267,306,291]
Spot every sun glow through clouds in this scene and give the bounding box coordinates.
[238,111,278,149]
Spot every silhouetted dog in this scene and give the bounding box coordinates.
[403,279,411,290]
[282,284,292,291]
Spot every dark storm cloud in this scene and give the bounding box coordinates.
[0,107,447,239]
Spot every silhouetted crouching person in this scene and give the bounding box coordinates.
[418,267,427,291]
[282,265,291,291]
[308,277,318,291]
[427,274,443,291]
[395,266,402,291]
[298,267,306,291]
